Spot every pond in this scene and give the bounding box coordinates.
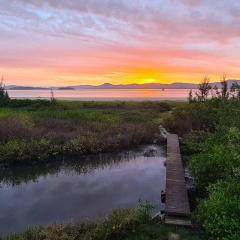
[0,144,166,235]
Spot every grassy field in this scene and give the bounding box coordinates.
[0,99,172,166]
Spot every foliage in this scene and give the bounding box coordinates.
[188,89,195,103]
[163,99,220,135]
[188,76,240,104]
[216,74,229,100]
[164,79,240,239]
[195,77,211,102]
[50,88,56,104]
[0,77,10,104]
[189,127,240,189]
[230,82,240,99]
[0,100,171,165]
[5,204,201,240]
[181,113,240,240]
[0,138,59,164]
[181,130,209,155]
[196,176,240,240]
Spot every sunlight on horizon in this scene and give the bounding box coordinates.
[1,0,240,86]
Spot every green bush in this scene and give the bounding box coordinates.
[166,98,240,239]
[163,100,219,136]
[189,127,240,190]
[181,130,209,155]
[196,176,240,240]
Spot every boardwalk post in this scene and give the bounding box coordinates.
[165,134,191,226]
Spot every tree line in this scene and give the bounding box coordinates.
[188,75,240,102]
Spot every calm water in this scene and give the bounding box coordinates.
[8,89,191,101]
[0,145,166,235]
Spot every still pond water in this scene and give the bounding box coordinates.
[0,145,166,235]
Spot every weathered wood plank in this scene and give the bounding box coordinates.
[165,134,191,222]
[165,216,192,227]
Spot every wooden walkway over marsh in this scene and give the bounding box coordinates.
[165,134,191,226]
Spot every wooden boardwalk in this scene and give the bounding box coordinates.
[165,134,191,226]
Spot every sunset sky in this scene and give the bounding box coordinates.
[0,0,240,86]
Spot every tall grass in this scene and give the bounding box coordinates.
[5,204,201,240]
[0,100,171,165]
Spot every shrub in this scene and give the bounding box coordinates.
[189,127,240,190]
[196,176,240,240]
[2,99,53,109]
[163,100,218,136]
[0,115,35,142]
[0,138,59,164]
[181,130,209,155]
[166,96,240,239]
[63,135,100,155]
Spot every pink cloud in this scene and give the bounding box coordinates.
[0,0,240,85]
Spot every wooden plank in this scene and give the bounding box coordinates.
[165,216,192,227]
[166,170,185,182]
[165,134,191,220]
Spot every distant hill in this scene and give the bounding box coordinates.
[68,82,198,89]
[58,87,75,90]
[6,86,49,90]
[5,80,240,90]
[69,80,240,90]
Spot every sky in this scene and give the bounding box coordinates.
[0,0,240,87]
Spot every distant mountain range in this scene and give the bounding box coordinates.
[5,80,240,90]
[6,85,48,90]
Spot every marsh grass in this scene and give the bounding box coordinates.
[5,204,201,240]
[0,100,171,165]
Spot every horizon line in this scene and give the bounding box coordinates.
[5,79,240,89]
